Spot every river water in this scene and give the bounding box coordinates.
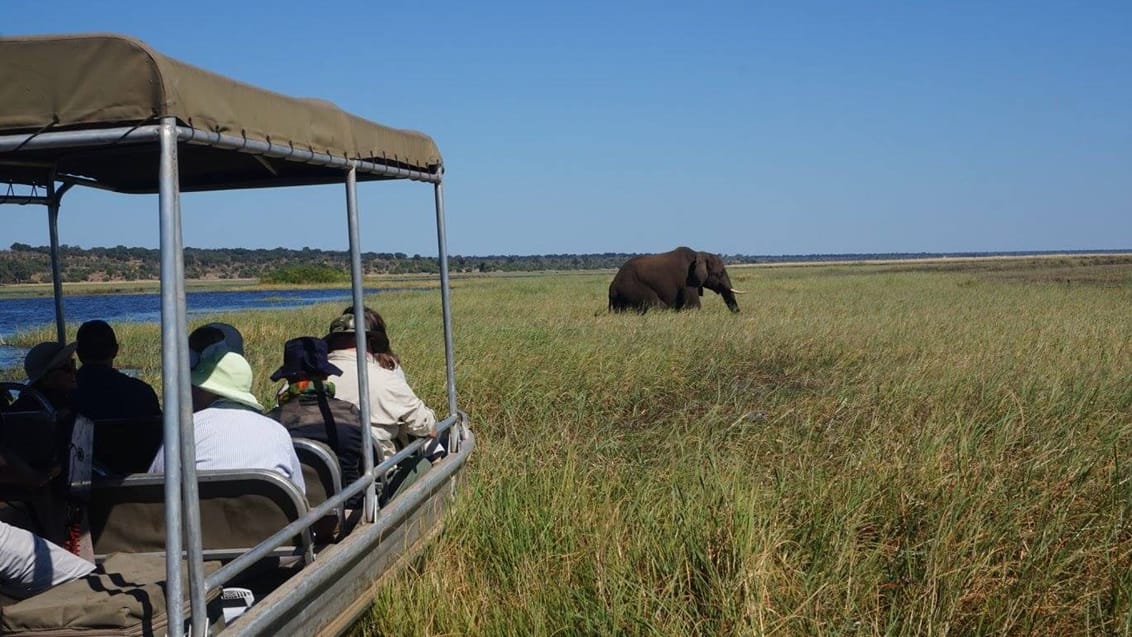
[0,288,392,374]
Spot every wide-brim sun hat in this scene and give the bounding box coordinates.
[191,342,263,411]
[24,341,77,385]
[270,336,343,382]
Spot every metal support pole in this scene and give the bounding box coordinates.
[345,167,377,520]
[45,175,65,344]
[433,179,458,418]
[169,118,209,636]
[158,117,186,637]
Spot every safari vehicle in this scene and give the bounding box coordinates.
[0,33,473,636]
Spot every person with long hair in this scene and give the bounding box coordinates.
[323,306,437,502]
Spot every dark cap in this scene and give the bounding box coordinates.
[270,336,343,382]
[326,313,360,335]
[189,322,244,369]
[325,308,384,336]
[200,322,244,356]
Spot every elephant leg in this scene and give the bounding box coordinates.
[679,287,702,310]
[635,288,670,313]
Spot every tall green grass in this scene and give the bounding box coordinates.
[354,264,1130,636]
[7,261,1131,635]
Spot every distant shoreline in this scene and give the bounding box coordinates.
[0,275,440,299]
[0,278,262,299]
[1,251,1129,298]
[731,251,1132,268]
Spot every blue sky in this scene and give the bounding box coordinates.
[3,1,1130,256]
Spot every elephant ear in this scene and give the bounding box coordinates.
[688,254,708,287]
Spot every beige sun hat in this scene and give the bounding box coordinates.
[190,342,263,411]
[24,341,77,385]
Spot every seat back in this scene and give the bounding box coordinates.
[87,415,164,476]
[0,383,63,485]
[292,438,341,509]
[0,383,12,411]
[292,437,346,539]
[0,389,67,503]
[88,469,313,562]
[0,381,54,417]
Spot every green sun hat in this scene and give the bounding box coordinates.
[190,342,263,411]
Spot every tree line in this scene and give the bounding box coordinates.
[2,243,1123,285]
[0,243,660,284]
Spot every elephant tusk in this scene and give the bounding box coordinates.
[730,288,746,294]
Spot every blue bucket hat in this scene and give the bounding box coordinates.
[270,337,343,382]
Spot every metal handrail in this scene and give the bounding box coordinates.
[203,413,459,592]
[228,431,475,636]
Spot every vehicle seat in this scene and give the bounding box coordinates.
[292,438,345,540]
[87,415,164,476]
[87,469,314,563]
[0,553,224,635]
[0,383,65,490]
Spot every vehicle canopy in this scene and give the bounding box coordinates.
[0,33,442,191]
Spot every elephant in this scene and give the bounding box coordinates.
[608,247,744,313]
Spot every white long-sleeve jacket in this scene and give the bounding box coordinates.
[327,349,437,462]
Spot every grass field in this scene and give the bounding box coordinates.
[6,256,1131,635]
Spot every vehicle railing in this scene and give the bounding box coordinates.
[202,413,461,593]
[229,429,475,635]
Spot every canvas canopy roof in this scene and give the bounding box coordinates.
[0,33,442,192]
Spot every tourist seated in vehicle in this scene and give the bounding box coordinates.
[323,307,438,502]
[71,320,162,474]
[0,444,94,601]
[3,342,77,475]
[266,337,364,503]
[0,520,94,602]
[147,340,305,493]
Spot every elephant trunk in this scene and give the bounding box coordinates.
[720,289,740,313]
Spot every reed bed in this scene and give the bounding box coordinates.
[6,259,1131,635]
